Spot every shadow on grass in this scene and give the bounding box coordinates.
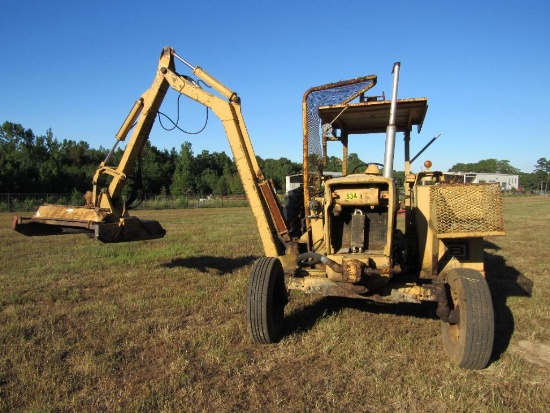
[484,240,532,362]
[161,255,257,274]
[283,242,531,366]
[284,295,438,338]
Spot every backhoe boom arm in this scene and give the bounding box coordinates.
[100,47,288,255]
[14,46,290,252]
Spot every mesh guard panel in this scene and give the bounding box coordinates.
[304,78,376,198]
[430,183,504,236]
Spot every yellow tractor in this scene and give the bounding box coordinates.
[14,47,505,369]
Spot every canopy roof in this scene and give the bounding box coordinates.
[318,97,428,135]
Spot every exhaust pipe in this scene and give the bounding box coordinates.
[383,62,400,178]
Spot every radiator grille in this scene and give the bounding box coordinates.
[331,207,388,252]
[365,210,387,250]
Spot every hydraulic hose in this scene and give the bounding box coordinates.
[296,252,343,273]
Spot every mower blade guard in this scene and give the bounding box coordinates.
[93,217,166,243]
[13,204,166,243]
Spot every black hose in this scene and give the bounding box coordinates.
[157,93,209,135]
[296,252,343,273]
[296,252,323,267]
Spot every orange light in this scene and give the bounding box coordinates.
[424,160,432,169]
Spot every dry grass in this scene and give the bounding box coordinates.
[1,199,549,412]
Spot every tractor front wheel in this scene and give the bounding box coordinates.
[441,268,495,369]
[246,257,288,344]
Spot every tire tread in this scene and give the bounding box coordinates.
[441,268,494,369]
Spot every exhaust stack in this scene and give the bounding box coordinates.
[383,62,401,178]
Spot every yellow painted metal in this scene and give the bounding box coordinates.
[14,45,507,314]
[32,204,109,222]
[317,98,428,134]
[309,217,326,253]
[15,47,288,251]
[430,183,505,237]
[414,183,504,278]
[92,48,175,217]
[331,187,380,206]
[160,57,283,257]
[323,173,396,258]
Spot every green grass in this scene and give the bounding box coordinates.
[1,200,549,412]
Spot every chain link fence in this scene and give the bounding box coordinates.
[0,193,249,213]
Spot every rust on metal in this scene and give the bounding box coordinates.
[429,183,505,237]
[258,180,291,243]
[342,258,363,283]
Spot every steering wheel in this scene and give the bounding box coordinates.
[352,162,384,174]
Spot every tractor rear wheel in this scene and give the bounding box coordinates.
[441,268,494,369]
[246,257,288,344]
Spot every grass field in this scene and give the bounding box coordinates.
[1,197,549,412]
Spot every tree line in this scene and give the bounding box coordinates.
[0,121,302,196]
[1,121,548,196]
[448,158,550,191]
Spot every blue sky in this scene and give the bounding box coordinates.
[1,0,548,173]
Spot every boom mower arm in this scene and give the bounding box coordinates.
[93,48,175,212]
[14,46,290,253]
[95,47,289,255]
